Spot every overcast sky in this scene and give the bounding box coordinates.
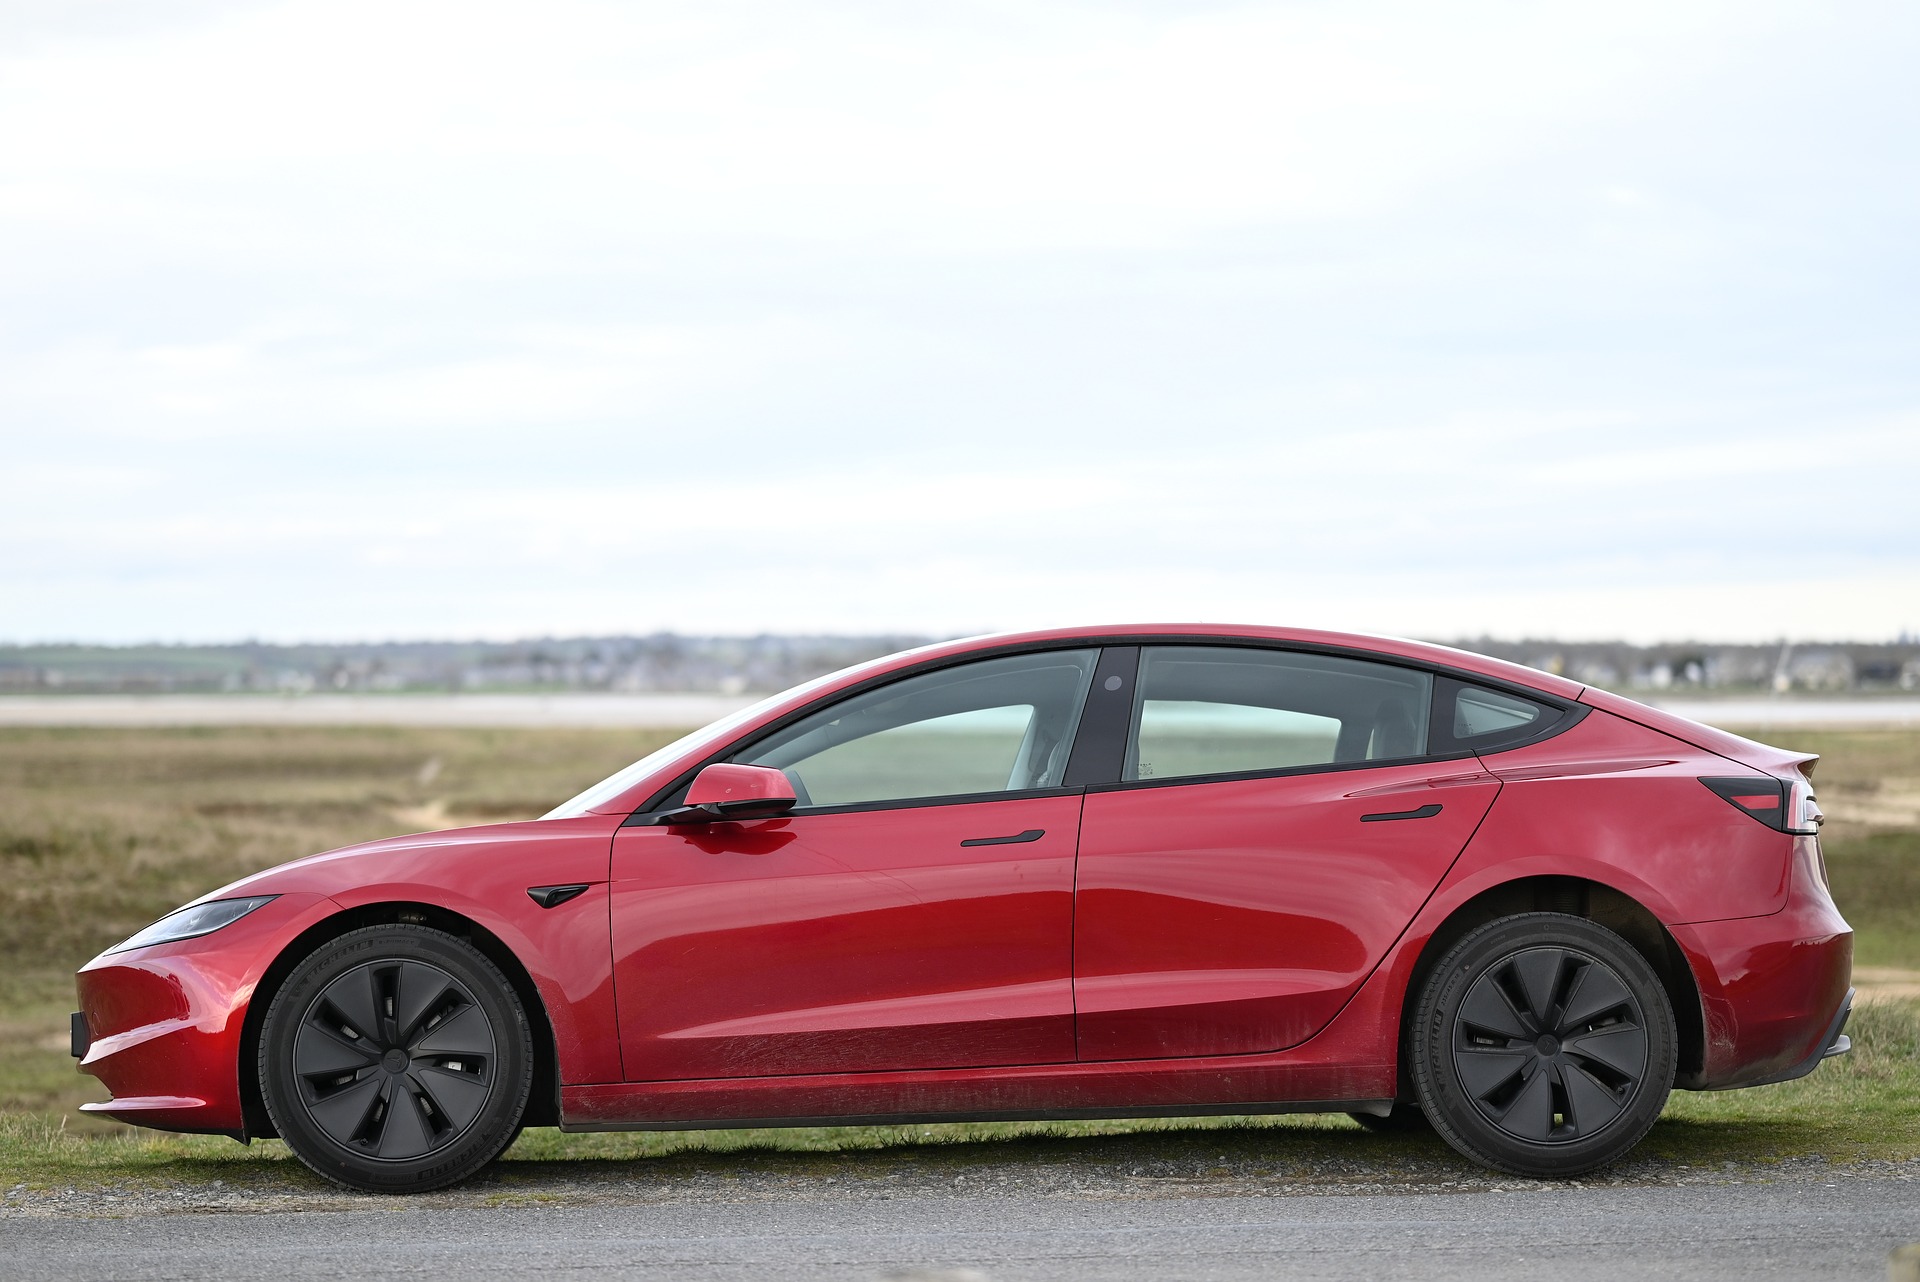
[4,1,1917,645]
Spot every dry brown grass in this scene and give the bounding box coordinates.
[0,722,1915,1184]
[0,725,678,972]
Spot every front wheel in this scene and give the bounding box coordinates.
[1409,913,1676,1179]
[259,924,533,1193]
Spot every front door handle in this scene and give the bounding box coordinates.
[960,828,1046,847]
[1359,803,1443,823]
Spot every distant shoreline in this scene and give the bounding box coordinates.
[0,692,760,728]
[0,692,1916,730]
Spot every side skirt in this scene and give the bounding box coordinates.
[558,1098,1394,1134]
[558,1053,1401,1132]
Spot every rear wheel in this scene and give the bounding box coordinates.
[1409,912,1675,1178]
[259,924,532,1193]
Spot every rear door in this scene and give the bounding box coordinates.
[1071,645,1501,1061]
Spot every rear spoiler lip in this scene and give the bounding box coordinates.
[1576,686,1820,778]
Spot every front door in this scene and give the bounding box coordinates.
[1071,645,1502,1061]
[611,647,1099,1081]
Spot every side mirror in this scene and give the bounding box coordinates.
[656,763,797,825]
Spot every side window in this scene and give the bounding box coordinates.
[1433,679,1566,755]
[734,649,1099,808]
[1126,647,1432,782]
[1455,686,1542,738]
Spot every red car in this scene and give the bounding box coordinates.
[72,625,1853,1192]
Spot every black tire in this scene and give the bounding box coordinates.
[1348,1102,1430,1133]
[1409,913,1675,1179]
[259,924,533,1193]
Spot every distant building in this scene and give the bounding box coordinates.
[2,634,1917,697]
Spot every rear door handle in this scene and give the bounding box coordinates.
[1359,803,1442,823]
[960,828,1046,847]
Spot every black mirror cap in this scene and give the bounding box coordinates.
[654,796,797,825]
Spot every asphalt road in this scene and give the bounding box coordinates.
[8,1176,1918,1282]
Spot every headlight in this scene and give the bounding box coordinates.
[108,895,278,953]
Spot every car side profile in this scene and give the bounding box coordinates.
[72,625,1854,1192]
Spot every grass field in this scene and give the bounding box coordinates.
[2,722,1916,1188]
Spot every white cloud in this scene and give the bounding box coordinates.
[2,1,1916,643]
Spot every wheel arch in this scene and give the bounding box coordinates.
[238,901,561,1139]
[1400,876,1705,1092]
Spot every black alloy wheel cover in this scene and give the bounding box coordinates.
[291,958,498,1161]
[1450,945,1650,1145]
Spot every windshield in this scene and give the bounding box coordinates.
[539,665,869,819]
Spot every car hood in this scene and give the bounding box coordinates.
[190,815,620,906]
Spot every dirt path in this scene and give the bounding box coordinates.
[1857,967,1920,1003]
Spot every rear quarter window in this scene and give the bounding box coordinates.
[1431,677,1574,755]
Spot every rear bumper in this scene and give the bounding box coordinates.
[1675,835,1854,1090]
[1740,987,1852,1088]
[73,892,337,1136]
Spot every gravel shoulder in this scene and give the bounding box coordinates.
[6,1131,1918,1219]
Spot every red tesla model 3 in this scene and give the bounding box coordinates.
[72,625,1853,1192]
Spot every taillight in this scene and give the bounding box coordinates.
[1700,776,1792,831]
[1699,776,1822,835]
[1785,779,1823,837]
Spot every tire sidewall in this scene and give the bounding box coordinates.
[259,924,533,1193]
[1410,912,1677,1178]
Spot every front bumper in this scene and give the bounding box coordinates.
[73,892,337,1136]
